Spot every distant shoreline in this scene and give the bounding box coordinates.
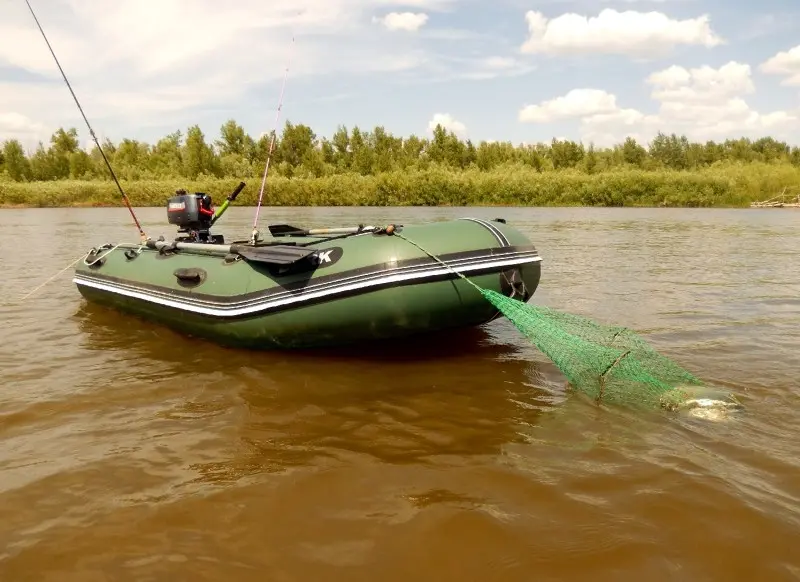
[1,164,796,209]
[0,202,761,209]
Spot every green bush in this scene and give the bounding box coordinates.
[1,162,797,208]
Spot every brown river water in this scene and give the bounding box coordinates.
[0,205,799,581]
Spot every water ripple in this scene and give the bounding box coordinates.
[0,206,798,581]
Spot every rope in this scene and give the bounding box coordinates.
[83,243,127,266]
[393,232,483,294]
[4,244,131,305]
[15,252,90,302]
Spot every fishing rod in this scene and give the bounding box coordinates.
[250,36,295,245]
[23,0,147,242]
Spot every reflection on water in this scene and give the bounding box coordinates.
[72,304,559,479]
[0,206,799,581]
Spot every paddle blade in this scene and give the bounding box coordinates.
[268,224,307,237]
[233,244,315,265]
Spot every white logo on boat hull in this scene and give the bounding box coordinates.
[316,250,333,264]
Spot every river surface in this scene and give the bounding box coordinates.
[1,206,799,581]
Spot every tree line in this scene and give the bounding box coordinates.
[1,119,799,183]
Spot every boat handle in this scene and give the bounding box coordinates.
[173,268,206,283]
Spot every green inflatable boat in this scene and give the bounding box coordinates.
[73,183,542,349]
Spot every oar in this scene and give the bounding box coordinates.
[231,244,315,265]
[145,239,315,265]
[268,223,376,237]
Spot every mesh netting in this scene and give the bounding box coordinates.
[479,288,707,409]
[394,231,724,411]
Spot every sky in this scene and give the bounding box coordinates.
[1,0,799,152]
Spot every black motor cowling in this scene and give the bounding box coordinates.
[166,190,222,243]
[167,190,213,229]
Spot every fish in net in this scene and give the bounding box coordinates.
[396,232,739,412]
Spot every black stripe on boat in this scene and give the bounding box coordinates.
[84,245,539,306]
[74,247,541,319]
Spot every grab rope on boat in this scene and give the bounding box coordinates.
[393,231,739,413]
[83,244,130,266]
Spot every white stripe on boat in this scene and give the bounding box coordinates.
[458,218,510,247]
[79,248,542,310]
[73,254,542,318]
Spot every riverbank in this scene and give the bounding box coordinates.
[2,163,798,208]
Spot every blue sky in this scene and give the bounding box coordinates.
[1,0,799,152]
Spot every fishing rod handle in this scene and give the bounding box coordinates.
[228,182,246,201]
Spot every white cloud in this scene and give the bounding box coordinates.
[374,0,454,9]
[428,113,466,136]
[0,0,439,149]
[0,0,360,79]
[481,56,519,70]
[432,55,536,81]
[597,0,702,2]
[520,9,723,57]
[0,112,46,144]
[519,89,619,122]
[646,61,754,103]
[373,12,429,31]
[760,45,800,86]
[643,61,775,130]
[519,61,798,146]
[419,28,488,41]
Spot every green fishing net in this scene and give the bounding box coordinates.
[479,288,707,409]
[395,231,721,411]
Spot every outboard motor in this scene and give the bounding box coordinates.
[167,189,223,243]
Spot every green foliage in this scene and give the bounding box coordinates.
[1,139,32,181]
[2,162,798,208]
[1,119,799,207]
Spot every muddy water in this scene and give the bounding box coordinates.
[1,206,799,581]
